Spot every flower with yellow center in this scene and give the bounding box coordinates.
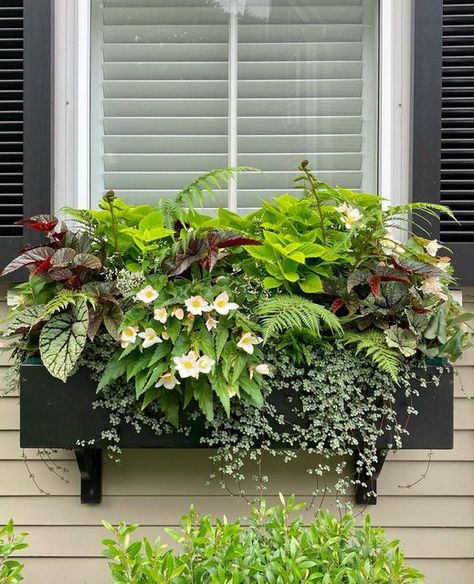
[7,292,24,309]
[120,326,138,348]
[184,295,211,316]
[138,327,162,349]
[136,285,158,304]
[197,354,215,374]
[237,332,263,355]
[153,307,168,324]
[155,372,179,390]
[173,350,199,379]
[213,291,239,315]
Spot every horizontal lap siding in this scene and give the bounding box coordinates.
[0,288,473,582]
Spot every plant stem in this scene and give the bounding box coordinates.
[104,190,119,252]
[299,161,327,246]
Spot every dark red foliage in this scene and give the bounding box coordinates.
[16,214,58,232]
[330,298,347,315]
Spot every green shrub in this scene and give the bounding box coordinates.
[0,521,27,584]
[102,496,423,583]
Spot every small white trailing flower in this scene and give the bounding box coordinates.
[206,315,218,331]
[254,363,271,378]
[120,326,139,348]
[153,307,168,323]
[185,295,211,315]
[173,307,184,320]
[173,350,199,379]
[161,329,170,341]
[136,285,158,304]
[197,354,215,374]
[425,239,442,257]
[155,372,179,390]
[336,202,351,214]
[237,332,263,355]
[420,276,447,300]
[213,291,239,315]
[138,327,162,348]
[6,292,24,309]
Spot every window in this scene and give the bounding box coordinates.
[89,0,378,211]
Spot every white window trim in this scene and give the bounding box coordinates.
[53,0,413,213]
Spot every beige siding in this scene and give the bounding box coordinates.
[0,289,473,583]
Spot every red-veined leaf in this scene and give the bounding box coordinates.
[32,256,53,275]
[48,267,74,281]
[16,214,58,231]
[51,247,76,267]
[1,246,54,276]
[330,298,346,314]
[73,253,102,270]
[368,274,381,297]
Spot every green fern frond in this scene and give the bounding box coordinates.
[61,207,98,229]
[159,167,258,228]
[256,295,343,344]
[343,331,401,382]
[39,290,96,321]
[386,202,457,222]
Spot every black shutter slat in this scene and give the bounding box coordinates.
[441,1,474,248]
[0,1,22,241]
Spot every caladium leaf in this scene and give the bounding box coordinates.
[4,305,46,336]
[1,246,54,276]
[39,298,89,381]
[16,214,58,231]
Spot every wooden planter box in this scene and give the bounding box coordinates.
[19,361,454,505]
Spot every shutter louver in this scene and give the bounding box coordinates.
[91,0,377,212]
[441,0,474,244]
[0,0,23,244]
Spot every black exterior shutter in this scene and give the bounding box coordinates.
[0,0,51,279]
[413,0,474,285]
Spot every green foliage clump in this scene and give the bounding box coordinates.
[102,497,424,584]
[0,521,27,584]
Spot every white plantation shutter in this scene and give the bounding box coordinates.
[90,0,378,211]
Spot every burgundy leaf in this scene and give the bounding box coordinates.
[169,237,207,277]
[368,274,381,297]
[32,256,53,275]
[16,214,58,232]
[87,312,103,342]
[48,267,74,281]
[330,298,346,315]
[216,235,261,249]
[66,274,82,290]
[1,246,54,277]
[73,253,102,270]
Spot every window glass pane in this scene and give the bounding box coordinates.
[90,0,230,209]
[236,0,378,211]
[90,0,378,210]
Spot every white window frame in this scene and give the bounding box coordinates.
[53,0,413,213]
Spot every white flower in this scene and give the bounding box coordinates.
[120,326,138,348]
[153,307,168,323]
[155,372,179,390]
[425,239,442,257]
[343,208,362,229]
[249,363,271,379]
[185,295,211,315]
[237,332,263,355]
[197,354,215,374]
[136,285,158,304]
[336,202,351,214]
[173,350,200,379]
[6,292,24,309]
[420,277,447,300]
[161,330,170,340]
[437,257,451,271]
[206,315,218,331]
[138,327,162,348]
[213,291,239,315]
[173,307,184,320]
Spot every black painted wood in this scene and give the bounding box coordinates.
[1,0,51,278]
[19,362,453,505]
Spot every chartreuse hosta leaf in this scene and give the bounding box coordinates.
[39,298,89,381]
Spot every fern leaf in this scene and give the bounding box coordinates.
[343,331,401,382]
[159,167,258,228]
[39,290,96,321]
[256,295,343,343]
